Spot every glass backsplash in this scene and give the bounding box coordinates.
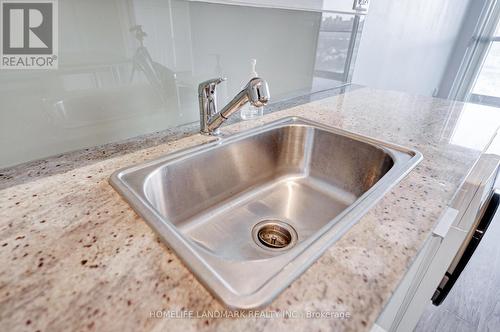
[0,0,365,168]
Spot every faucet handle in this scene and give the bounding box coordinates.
[198,77,226,119]
[198,77,227,96]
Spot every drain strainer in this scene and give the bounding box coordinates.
[252,220,298,250]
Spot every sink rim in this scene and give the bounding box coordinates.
[110,116,423,309]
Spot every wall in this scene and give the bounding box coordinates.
[0,0,365,168]
[352,0,471,96]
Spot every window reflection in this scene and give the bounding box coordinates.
[313,13,364,90]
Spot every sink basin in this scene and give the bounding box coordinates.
[110,117,422,309]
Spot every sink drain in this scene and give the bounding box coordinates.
[252,220,298,250]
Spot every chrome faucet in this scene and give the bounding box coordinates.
[198,77,270,135]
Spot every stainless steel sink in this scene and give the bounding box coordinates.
[110,117,422,309]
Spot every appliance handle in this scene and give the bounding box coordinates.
[432,191,499,306]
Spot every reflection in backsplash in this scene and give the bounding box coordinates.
[313,13,364,90]
[0,0,365,168]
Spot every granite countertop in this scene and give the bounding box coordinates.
[1,87,499,332]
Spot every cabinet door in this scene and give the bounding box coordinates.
[375,208,459,332]
[394,226,468,331]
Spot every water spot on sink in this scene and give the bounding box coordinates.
[247,201,272,215]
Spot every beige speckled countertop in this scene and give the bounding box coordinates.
[1,87,500,332]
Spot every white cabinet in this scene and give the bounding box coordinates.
[374,154,500,332]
